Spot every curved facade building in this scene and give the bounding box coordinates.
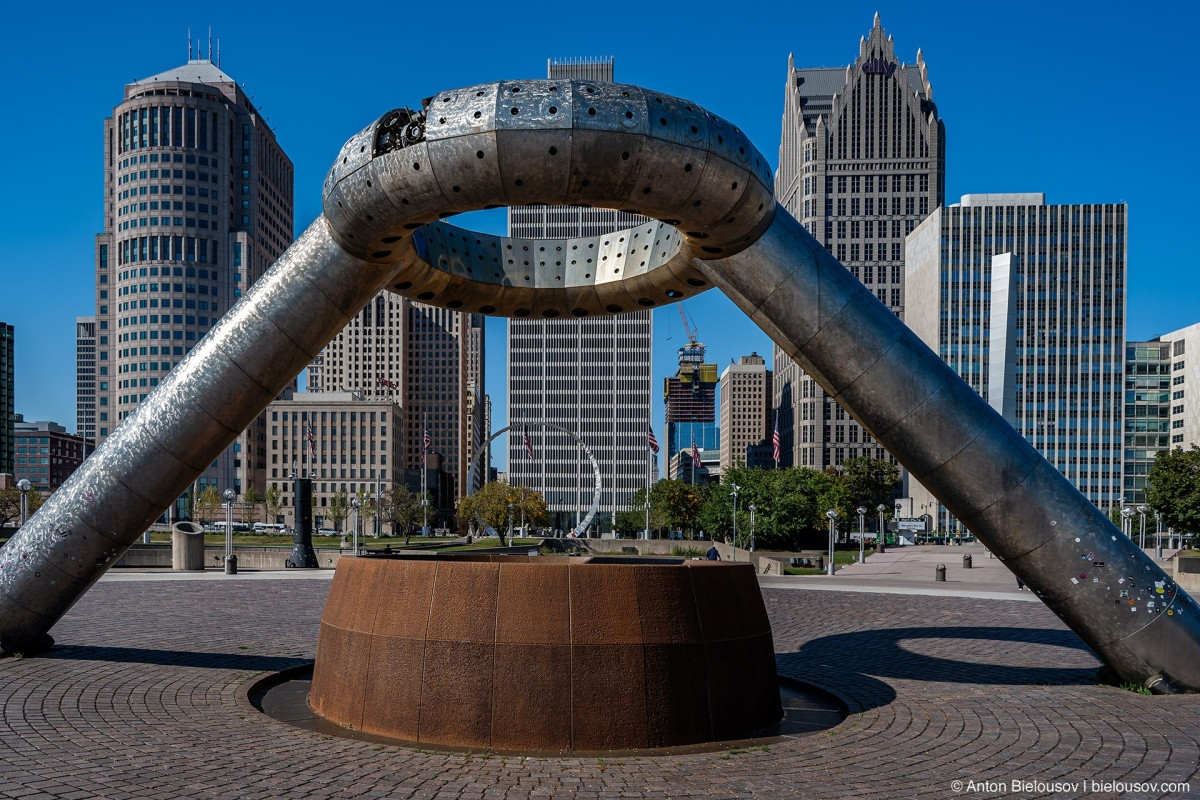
[94,57,293,500]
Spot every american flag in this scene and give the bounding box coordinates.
[523,424,535,461]
[306,423,316,462]
[772,410,782,464]
[376,373,397,390]
[692,441,700,464]
[646,425,660,455]
[424,428,431,452]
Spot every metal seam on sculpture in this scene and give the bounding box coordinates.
[798,283,904,397]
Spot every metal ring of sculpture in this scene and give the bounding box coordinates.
[2,79,1200,697]
[321,81,774,317]
[465,423,602,536]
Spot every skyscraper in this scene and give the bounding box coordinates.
[95,52,294,499]
[506,57,653,532]
[75,316,96,443]
[719,354,772,471]
[1,322,13,475]
[307,293,486,511]
[773,14,945,470]
[905,193,1127,527]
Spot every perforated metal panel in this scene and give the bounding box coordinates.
[319,80,774,316]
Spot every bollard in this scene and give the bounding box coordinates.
[963,553,972,569]
[935,564,946,581]
[171,521,206,570]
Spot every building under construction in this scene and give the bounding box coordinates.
[664,308,718,471]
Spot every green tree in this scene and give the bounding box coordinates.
[195,486,221,523]
[381,486,424,542]
[0,486,47,527]
[1147,445,1200,532]
[327,489,349,533]
[458,482,548,546]
[651,479,703,535]
[613,505,644,536]
[264,485,284,525]
[836,456,900,513]
[691,465,862,550]
[242,486,262,524]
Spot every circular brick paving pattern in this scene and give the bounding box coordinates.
[1,579,1198,799]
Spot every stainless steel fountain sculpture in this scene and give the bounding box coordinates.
[2,80,1198,692]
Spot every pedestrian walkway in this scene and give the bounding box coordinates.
[1,552,1197,798]
[761,543,1042,602]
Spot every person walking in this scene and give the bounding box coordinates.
[706,545,721,561]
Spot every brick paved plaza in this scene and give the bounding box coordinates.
[2,565,1199,799]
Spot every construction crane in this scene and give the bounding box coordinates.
[678,304,699,346]
[676,303,705,369]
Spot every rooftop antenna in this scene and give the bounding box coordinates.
[187,26,192,60]
[207,27,212,61]
[217,38,221,67]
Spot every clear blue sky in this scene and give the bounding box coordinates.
[3,1,1197,472]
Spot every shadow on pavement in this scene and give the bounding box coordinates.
[779,625,1098,713]
[43,643,309,673]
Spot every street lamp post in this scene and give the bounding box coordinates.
[729,484,741,562]
[857,506,868,564]
[16,479,31,526]
[520,486,526,542]
[748,504,756,553]
[643,494,651,541]
[1155,510,1163,559]
[350,496,361,556]
[1120,506,1134,545]
[876,503,888,554]
[825,509,839,575]
[506,502,514,547]
[223,488,237,575]
[1137,503,1149,551]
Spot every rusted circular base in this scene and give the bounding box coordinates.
[309,555,782,751]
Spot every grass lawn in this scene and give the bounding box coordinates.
[142,531,461,548]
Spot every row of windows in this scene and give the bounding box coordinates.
[119,200,216,217]
[118,235,223,266]
[119,152,214,169]
[117,105,220,154]
[118,216,228,232]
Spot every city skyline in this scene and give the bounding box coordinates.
[4,2,1197,474]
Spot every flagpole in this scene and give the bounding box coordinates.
[422,410,428,536]
[773,409,781,470]
[645,440,651,541]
